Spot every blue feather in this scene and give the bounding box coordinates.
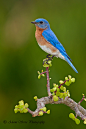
[42,29,72,61]
[42,28,78,73]
[64,56,78,73]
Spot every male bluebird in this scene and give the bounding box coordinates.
[31,18,78,73]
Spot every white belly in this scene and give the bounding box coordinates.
[38,44,65,60]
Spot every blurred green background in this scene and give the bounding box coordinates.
[0,0,86,129]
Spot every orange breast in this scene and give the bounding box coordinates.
[35,26,57,53]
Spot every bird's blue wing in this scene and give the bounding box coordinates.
[42,29,71,61]
[42,29,78,73]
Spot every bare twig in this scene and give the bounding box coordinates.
[46,67,51,96]
[78,94,85,105]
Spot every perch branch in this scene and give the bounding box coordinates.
[27,96,86,119]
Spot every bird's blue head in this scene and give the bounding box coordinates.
[31,18,50,29]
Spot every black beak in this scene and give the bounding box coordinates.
[31,21,37,24]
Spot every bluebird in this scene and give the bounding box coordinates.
[31,18,78,73]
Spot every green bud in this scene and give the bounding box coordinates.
[15,105,18,109]
[75,118,80,125]
[20,110,24,113]
[50,89,54,92]
[69,79,71,84]
[65,77,68,80]
[25,103,29,108]
[14,108,18,113]
[53,87,57,91]
[84,119,86,124]
[42,107,47,112]
[63,87,66,92]
[52,92,55,96]
[69,113,75,120]
[48,60,51,64]
[56,91,60,96]
[84,98,86,101]
[65,81,70,86]
[41,74,45,77]
[38,75,41,79]
[59,93,63,98]
[34,96,38,100]
[57,88,60,92]
[53,95,59,101]
[23,108,28,113]
[49,63,52,67]
[19,106,24,110]
[63,95,65,100]
[59,80,64,84]
[71,78,75,83]
[67,90,70,97]
[43,63,49,67]
[37,71,40,74]
[60,86,64,90]
[68,75,72,79]
[53,83,57,87]
[47,110,50,114]
[39,111,43,116]
[19,100,24,106]
[64,92,67,97]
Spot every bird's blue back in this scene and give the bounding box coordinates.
[42,28,71,61]
[42,28,78,73]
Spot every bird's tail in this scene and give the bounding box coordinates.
[64,56,78,73]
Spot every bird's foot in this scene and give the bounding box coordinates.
[43,55,54,67]
[46,54,54,60]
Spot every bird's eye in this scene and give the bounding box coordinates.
[40,21,43,24]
